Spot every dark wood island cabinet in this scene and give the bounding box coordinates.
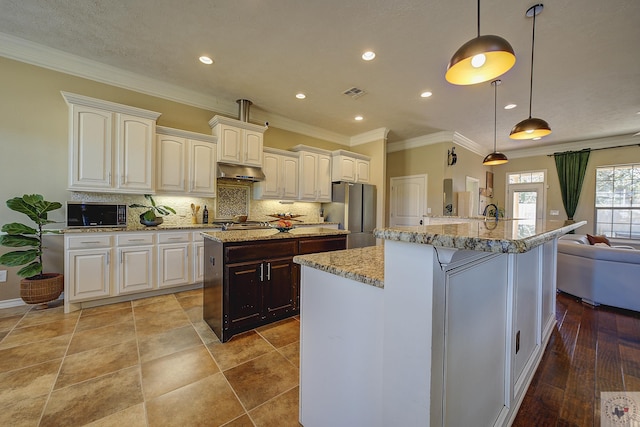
[202,228,348,342]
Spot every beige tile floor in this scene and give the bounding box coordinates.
[0,289,302,426]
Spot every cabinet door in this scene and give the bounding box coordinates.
[281,156,299,199]
[158,243,190,288]
[156,135,187,192]
[264,257,296,318]
[334,156,357,183]
[188,139,217,196]
[70,105,113,190]
[243,130,263,166]
[67,248,111,301]
[255,152,281,199]
[117,114,155,192]
[356,159,370,183]
[316,153,332,201]
[217,124,242,164]
[299,152,318,200]
[117,246,154,294]
[193,241,205,283]
[226,261,263,330]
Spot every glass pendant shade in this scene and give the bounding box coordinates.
[509,117,551,139]
[483,151,509,165]
[446,35,516,85]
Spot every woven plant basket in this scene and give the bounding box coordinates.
[20,273,63,304]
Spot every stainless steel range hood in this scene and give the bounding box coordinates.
[217,162,265,182]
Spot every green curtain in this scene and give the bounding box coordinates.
[554,149,590,225]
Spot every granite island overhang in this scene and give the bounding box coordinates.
[294,219,585,427]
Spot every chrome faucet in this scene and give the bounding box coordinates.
[483,203,499,220]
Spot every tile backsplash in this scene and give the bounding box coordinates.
[70,184,323,226]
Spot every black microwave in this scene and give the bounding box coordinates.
[66,202,127,228]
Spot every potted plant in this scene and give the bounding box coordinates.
[129,194,176,226]
[0,194,64,306]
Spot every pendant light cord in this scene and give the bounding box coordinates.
[528,9,537,119]
[493,80,498,152]
[476,0,481,37]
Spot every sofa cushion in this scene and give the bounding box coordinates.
[558,241,640,264]
[587,234,611,246]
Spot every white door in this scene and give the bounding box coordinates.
[507,183,545,221]
[158,243,190,288]
[118,246,154,294]
[390,175,427,226]
[507,183,545,238]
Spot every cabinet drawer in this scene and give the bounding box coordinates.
[66,235,112,249]
[158,232,191,244]
[226,240,297,263]
[117,233,154,246]
[298,236,347,255]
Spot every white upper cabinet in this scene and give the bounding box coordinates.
[209,116,266,167]
[62,92,160,193]
[156,126,217,197]
[331,150,371,183]
[254,148,299,200]
[291,145,332,202]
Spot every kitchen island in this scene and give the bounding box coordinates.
[294,219,585,427]
[202,227,348,342]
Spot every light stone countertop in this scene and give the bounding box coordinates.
[62,221,337,233]
[374,219,586,253]
[202,227,349,243]
[293,245,384,288]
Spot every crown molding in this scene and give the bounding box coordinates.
[387,131,485,155]
[156,125,217,143]
[505,134,640,159]
[61,91,162,120]
[350,128,390,146]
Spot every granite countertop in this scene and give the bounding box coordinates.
[62,221,337,233]
[374,219,587,253]
[202,227,349,243]
[293,245,384,288]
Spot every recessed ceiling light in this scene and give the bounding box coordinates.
[504,103,517,110]
[420,91,433,98]
[362,51,376,61]
[296,93,306,99]
[354,115,364,121]
[199,56,213,65]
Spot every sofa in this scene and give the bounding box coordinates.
[557,234,640,312]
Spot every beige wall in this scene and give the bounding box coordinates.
[493,143,640,236]
[349,140,387,229]
[385,142,489,224]
[0,56,352,302]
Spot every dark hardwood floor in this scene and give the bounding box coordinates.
[513,291,640,427]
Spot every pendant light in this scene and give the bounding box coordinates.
[483,80,509,165]
[445,0,516,85]
[509,4,551,140]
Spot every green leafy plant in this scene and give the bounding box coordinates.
[129,195,176,221]
[0,194,62,278]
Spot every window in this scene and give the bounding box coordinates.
[508,171,545,184]
[595,164,640,239]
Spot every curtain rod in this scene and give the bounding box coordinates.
[547,143,640,157]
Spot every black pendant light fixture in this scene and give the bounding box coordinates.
[445,0,516,85]
[509,4,551,140]
[483,80,509,166]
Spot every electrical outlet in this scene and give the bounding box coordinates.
[550,210,559,216]
[427,208,432,214]
[0,270,7,282]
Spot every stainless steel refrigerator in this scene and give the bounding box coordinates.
[322,182,377,248]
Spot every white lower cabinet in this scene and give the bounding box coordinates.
[65,235,113,303]
[157,232,191,288]
[64,229,213,312]
[116,233,155,295]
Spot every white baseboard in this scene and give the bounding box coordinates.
[0,298,26,309]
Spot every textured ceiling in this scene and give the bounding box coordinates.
[1,0,639,152]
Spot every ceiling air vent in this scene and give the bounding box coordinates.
[343,87,366,99]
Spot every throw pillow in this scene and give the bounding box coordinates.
[586,234,611,246]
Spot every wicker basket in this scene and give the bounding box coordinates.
[20,273,64,304]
